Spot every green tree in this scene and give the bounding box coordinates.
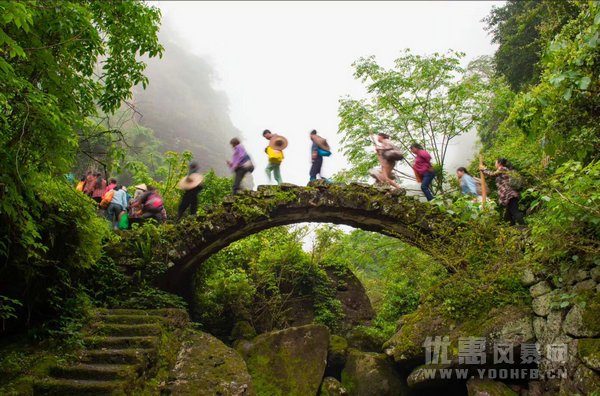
[484,0,579,91]
[337,50,490,190]
[0,0,163,327]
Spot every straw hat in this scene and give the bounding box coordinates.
[178,173,204,191]
[269,135,288,150]
[134,183,147,191]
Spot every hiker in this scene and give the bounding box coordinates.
[105,178,117,193]
[372,133,402,189]
[456,167,478,197]
[411,143,435,201]
[263,129,284,184]
[177,162,204,220]
[83,170,96,197]
[106,185,127,230]
[75,176,85,192]
[139,186,165,222]
[227,138,254,195]
[309,130,332,182]
[91,172,107,203]
[128,184,147,225]
[480,158,525,225]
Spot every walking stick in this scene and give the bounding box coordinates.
[479,154,487,208]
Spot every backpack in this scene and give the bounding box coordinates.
[382,148,404,161]
[99,189,114,209]
[144,192,164,213]
[266,146,284,164]
[317,147,332,157]
[507,171,526,191]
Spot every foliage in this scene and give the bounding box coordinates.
[337,50,490,190]
[524,160,600,263]
[0,0,162,329]
[193,226,344,336]
[316,228,446,337]
[484,0,580,91]
[505,1,600,164]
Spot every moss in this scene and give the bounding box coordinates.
[165,330,255,395]
[580,290,600,334]
[238,325,329,396]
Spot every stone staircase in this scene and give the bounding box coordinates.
[34,308,186,395]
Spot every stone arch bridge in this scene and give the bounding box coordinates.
[156,183,457,298]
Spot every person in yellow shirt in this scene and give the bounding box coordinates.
[263,129,283,184]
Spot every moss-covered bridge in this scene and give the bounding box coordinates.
[154,182,457,298]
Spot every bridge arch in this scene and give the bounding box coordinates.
[159,183,456,298]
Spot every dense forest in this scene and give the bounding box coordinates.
[0,1,599,395]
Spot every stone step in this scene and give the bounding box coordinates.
[33,378,126,395]
[97,308,156,316]
[98,314,166,325]
[84,336,159,350]
[49,363,136,381]
[81,348,156,365]
[91,323,162,337]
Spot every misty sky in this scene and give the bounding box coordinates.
[157,1,501,189]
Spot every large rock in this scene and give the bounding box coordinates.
[466,379,517,396]
[531,293,552,317]
[406,363,454,389]
[529,281,551,298]
[572,364,600,394]
[563,304,600,338]
[319,377,348,396]
[346,326,387,353]
[237,324,330,396]
[341,349,405,396]
[326,335,349,378]
[577,338,600,372]
[168,330,255,395]
[384,306,534,368]
[325,267,375,331]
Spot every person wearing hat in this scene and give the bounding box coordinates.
[262,129,285,185]
[227,138,254,195]
[177,162,204,220]
[309,129,332,183]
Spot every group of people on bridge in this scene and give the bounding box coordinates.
[74,128,525,228]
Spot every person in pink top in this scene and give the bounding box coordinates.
[91,172,107,203]
[410,143,435,201]
[105,178,117,194]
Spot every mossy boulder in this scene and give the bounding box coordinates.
[346,326,387,353]
[167,330,255,395]
[340,349,405,396]
[324,267,375,331]
[319,377,348,396]
[572,364,600,395]
[384,306,533,368]
[231,320,257,341]
[563,303,600,338]
[466,379,517,396]
[237,324,330,396]
[326,335,349,378]
[578,338,600,371]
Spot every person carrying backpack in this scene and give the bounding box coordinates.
[263,129,285,184]
[410,143,436,201]
[480,158,525,225]
[309,129,332,182]
[139,186,165,222]
[177,162,204,220]
[105,185,128,230]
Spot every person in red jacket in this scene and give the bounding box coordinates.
[410,143,435,201]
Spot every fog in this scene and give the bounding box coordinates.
[132,26,239,175]
[150,1,500,188]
